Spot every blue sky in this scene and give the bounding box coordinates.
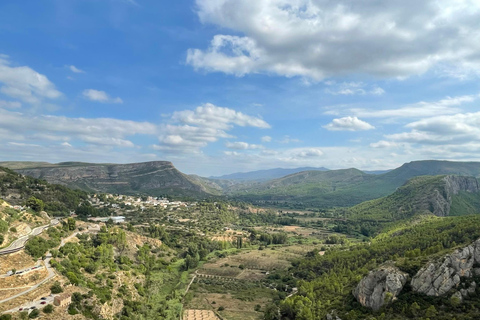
[1,0,480,176]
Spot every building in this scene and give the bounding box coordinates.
[88,216,126,223]
[54,293,72,307]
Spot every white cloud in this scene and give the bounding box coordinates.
[225,141,264,150]
[326,94,477,119]
[0,55,62,104]
[323,116,375,131]
[279,135,301,144]
[383,112,480,146]
[325,82,385,96]
[261,135,272,142]
[0,100,21,108]
[370,140,399,148]
[68,65,85,73]
[0,108,156,148]
[188,0,480,80]
[155,103,270,153]
[82,89,123,104]
[172,103,270,130]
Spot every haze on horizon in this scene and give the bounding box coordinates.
[1,0,480,176]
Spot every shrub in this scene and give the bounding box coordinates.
[50,281,63,294]
[28,309,40,318]
[218,306,225,311]
[43,304,54,314]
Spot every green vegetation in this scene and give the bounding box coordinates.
[273,215,480,319]
[0,166,89,216]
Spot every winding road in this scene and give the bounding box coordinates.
[0,219,59,255]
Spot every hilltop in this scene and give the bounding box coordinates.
[210,166,329,182]
[348,175,480,221]
[230,160,480,208]
[4,161,214,197]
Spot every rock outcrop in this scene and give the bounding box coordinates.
[411,239,480,296]
[430,175,480,217]
[353,264,408,311]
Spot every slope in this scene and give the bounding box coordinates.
[230,160,480,208]
[211,166,329,181]
[348,175,480,221]
[7,161,213,197]
[232,168,377,207]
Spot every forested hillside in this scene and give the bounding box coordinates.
[0,166,88,215]
[272,215,480,320]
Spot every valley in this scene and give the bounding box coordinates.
[1,160,480,320]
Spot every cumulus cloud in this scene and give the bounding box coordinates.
[323,116,375,131]
[172,103,270,130]
[225,141,264,150]
[155,103,270,153]
[188,0,480,79]
[384,112,480,146]
[0,55,62,104]
[82,89,123,104]
[68,65,85,73]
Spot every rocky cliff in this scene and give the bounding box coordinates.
[411,238,480,296]
[355,239,480,310]
[12,161,211,197]
[353,263,408,311]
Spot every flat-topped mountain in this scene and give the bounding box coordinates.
[5,161,212,197]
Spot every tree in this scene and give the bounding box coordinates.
[50,281,63,294]
[67,217,76,231]
[43,304,54,314]
[26,196,44,213]
[425,305,437,318]
[28,309,40,318]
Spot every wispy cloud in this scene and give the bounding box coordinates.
[0,55,62,104]
[83,89,123,104]
[68,65,85,73]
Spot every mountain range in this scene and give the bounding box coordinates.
[2,159,480,208]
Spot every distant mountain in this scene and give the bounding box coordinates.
[4,161,214,197]
[211,166,330,181]
[348,175,480,221]
[230,160,480,208]
[230,168,377,207]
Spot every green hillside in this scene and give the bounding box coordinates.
[231,160,480,208]
[276,214,480,320]
[0,166,89,215]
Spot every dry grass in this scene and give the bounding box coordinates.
[188,293,265,320]
[183,309,220,320]
[0,251,36,273]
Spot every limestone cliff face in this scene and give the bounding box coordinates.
[411,239,480,296]
[397,175,480,217]
[15,161,209,196]
[431,175,480,217]
[353,264,408,311]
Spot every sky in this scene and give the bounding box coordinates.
[1,0,480,176]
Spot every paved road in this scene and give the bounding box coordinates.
[0,256,56,305]
[0,219,59,255]
[0,224,99,310]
